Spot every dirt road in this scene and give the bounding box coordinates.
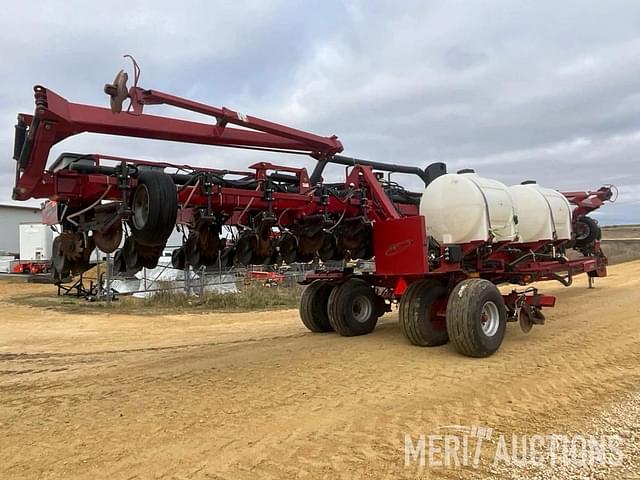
[1,262,639,479]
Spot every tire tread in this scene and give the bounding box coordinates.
[446,279,506,357]
[299,281,334,332]
[399,279,448,347]
[131,172,178,246]
[328,278,378,336]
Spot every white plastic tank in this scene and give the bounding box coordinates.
[508,182,572,243]
[19,223,54,261]
[419,170,518,244]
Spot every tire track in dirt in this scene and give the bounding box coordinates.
[0,261,639,479]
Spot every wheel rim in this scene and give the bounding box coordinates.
[352,295,372,323]
[575,222,589,240]
[132,184,150,229]
[480,301,500,337]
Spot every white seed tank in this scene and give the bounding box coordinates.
[419,171,518,244]
[508,182,572,243]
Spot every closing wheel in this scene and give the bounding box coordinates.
[58,231,83,261]
[185,232,201,266]
[129,171,177,247]
[235,231,257,266]
[51,236,70,282]
[317,232,338,262]
[278,233,298,265]
[171,247,186,270]
[220,244,235,268]
[519,309,534,333]
[299,281,334,332]
[122,237,139,271]
[399,279,448,347]
[328,278,379,336]
[51,236,66,273]
[446,279,507,358]
[113,249,126,273]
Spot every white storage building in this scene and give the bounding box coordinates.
[0,203,43,254]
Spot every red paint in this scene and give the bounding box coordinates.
[373,216,428,276]
[11,80,613,315]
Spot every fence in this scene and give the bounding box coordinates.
[95,253,318,302]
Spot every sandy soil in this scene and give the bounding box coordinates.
[1,262,640,479]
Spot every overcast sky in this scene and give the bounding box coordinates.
[1,0,638,223]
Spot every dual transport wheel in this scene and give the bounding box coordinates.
[399,278,506,357]
[299,279,384,336]
[445,279,507,357]
[398,279,449,347]
[300,277,507,357]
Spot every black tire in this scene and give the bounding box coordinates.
[299,281,334,332]
[130,171,177,247]
[574,216,600,247]
[446,279,507,358]
[399,279,448,347]
[328,278,378,336]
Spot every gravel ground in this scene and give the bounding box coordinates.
[488,391,640,479]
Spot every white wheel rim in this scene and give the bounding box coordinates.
[480,301,500,337]
[352,295,372,323]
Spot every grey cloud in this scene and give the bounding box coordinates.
[0,0,638,224]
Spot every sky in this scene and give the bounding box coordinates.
[0,0,638,224]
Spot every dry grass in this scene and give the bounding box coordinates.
[7,280,304,315]
[126,282,304,312]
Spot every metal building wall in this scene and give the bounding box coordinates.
[0,205,43,254]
